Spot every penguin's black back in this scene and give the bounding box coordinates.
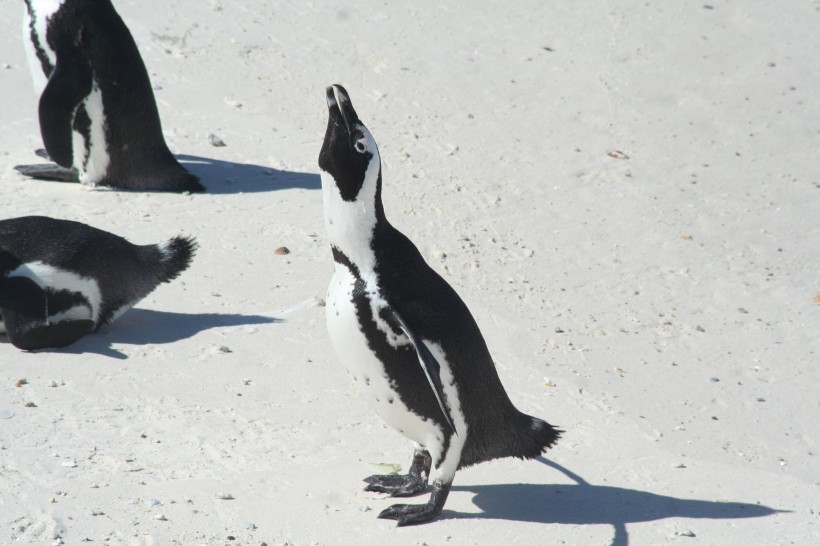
[370,219,560,467]
[0,216,196,326]
[44,0,203,192]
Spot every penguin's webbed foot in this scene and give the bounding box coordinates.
[364,473,427,497]
[14,163,80,183]
[377,481,451,526]
[364,447,431,497]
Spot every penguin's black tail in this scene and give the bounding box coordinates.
[484,410,561,464]
[156,235,198,283]
[506,411,564,459]
[510,411,562,460]
[462,409,562,468]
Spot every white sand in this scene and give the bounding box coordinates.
[1,1,818,544]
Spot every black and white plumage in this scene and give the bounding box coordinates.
[0,216,197,351]
[16,0,203,192]
[318,84,561,525]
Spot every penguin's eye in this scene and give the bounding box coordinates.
[354,139,367,154]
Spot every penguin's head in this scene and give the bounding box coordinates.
[319,85,385,268]
[318,84,381,203]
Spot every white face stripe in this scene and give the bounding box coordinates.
[320,124,381,272]
[7,261,102,323]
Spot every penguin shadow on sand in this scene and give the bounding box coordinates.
[178,155,320,195]
[39,308,279,359]
[448,458,783,545]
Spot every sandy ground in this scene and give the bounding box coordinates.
[1,1,818,544]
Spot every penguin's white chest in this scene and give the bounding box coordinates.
[326,266,435,446]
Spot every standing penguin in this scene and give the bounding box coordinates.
[16,0,204,192]
[0,216,197,350]
[318,84,561,525]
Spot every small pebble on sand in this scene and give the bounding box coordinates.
[608,150,629,159]
[208,133,227,147]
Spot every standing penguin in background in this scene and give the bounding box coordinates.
[0,216,197,351]
[318,84,561,525]
[16,0,204,192]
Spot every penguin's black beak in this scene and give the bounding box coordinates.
[326,84,359,134]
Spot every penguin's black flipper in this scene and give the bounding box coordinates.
[14,163,80,182]
[387,308,457,434]
[0,277,94,351]
[38,50,93,168]
[377,481,451,526]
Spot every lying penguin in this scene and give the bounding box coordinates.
[0,216,196,350]
[16,0,204,192]
[318,84,561,525]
